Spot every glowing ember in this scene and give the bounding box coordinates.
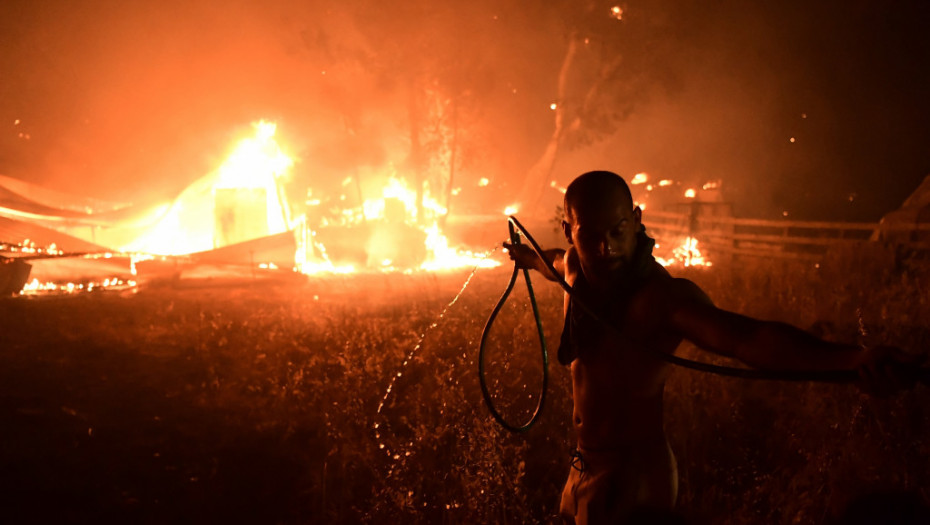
[610,6,623,20]
[4,240,63,256]
[684,188,696,199]
[631,173,648,185]
[478,177,490,187]
[21,276,137,295]
[503,204,519,216]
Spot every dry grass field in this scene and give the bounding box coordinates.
[1,253,928,524]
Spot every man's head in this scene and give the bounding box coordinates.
[562,171,642,284]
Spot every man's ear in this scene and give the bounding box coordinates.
[632,205,643,226]
[562,220,573,245]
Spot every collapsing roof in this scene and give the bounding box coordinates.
[0,170,299,294]
[0,215,110,253]
[0,173,129,216]
[0,173,168,252]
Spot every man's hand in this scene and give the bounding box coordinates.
[503,242,566,282]
[502,241,539,270]
[854,345,927,397]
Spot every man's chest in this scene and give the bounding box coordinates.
[565,283,680,363]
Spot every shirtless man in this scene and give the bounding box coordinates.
[504,170,920,524]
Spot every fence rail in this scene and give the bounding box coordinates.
[644,209,930,262]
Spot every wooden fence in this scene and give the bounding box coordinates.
[644,207,930,263]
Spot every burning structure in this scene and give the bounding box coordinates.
[0,120,500,294]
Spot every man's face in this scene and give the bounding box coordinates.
[563,191,642,285]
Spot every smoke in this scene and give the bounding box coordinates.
[550,1,930,220]
[0,0,927,220]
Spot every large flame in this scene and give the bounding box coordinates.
[53,120,496,285]
[125,120,293,255]
[214,120,293,232]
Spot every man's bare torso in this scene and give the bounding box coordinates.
[563,247,685,449]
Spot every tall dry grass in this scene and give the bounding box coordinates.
[0,252,926,523]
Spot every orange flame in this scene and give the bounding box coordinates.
[126,120,294,256]
[656,237,711,268]
[118,121,498,275]
[300,170,498,274]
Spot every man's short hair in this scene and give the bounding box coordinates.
[564,171,633,221]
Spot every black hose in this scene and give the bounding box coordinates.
[478,220,549,433]
[506,215,929,384]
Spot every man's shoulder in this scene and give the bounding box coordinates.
[636,266,713,306]
[563,246,581,282]
[565,245,580,267]
[624,272,714,338]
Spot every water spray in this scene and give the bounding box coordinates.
[374,250,497,464]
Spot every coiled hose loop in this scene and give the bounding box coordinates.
[478,219,549,433]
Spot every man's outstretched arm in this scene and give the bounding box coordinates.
[502,242,566,282]
[665,278,923,395]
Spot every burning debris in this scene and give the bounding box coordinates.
[1,120,503,295]
[21,276,136,294]
[0,239,137,296]
[306,170,500,272]
[624,172,722,268]
[3,129,739,296]
[656,237,711,268]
